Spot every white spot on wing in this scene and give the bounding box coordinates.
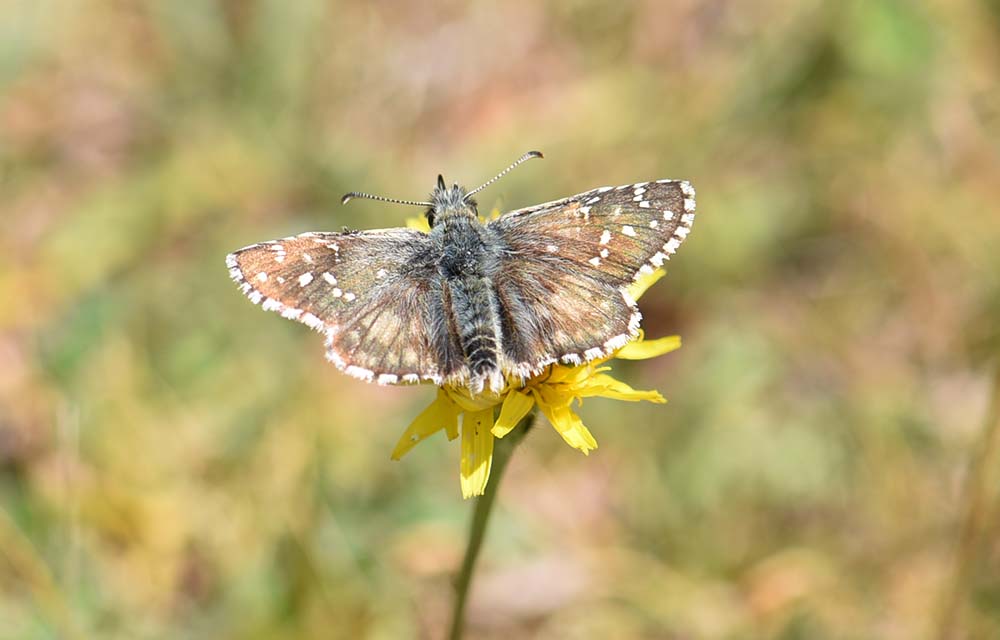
[322,272,337,285]
[639,200,650,208]
[599,229,612,245]
[589,256,601,266]
[546,244,559,253]
[622,225,636,237]
[343,292,356,302]
[301,312,323,329]
[604,333,631,351]
[256,272,268,282]
[298,272,314,287]
[345,365,374,382]
[333,288,342,297]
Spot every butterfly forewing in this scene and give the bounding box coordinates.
[227,230,460,384]
[489,179,695,374]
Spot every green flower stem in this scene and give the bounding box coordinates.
[448,410,536,640]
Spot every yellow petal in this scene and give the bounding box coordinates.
[537,399,598,455]
[534,384,574,411]
[492,390,535,437]
[460,407,495,498]
[391,389,459,460]
[615,335,681,360]
[443,385,503,413]
[576,373,666,403]
[541,364,575,384]
[626,267,666,300]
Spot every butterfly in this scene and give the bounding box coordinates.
[226,151,696,393]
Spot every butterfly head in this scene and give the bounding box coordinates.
[427,174,477,227]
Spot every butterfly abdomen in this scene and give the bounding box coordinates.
[448,276,501,376]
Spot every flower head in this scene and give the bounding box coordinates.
[393,213,681,498]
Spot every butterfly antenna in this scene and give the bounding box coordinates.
[340,191,433,207]
[464,150,543,200]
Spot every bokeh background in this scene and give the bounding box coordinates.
[2,1,1000,638]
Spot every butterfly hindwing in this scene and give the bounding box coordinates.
[226,229,462,384]
[490,253,638,375]
[489,179,695,374]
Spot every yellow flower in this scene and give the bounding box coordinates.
[391,210,683,498]
[390,329,680,498]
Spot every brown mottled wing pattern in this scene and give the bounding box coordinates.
[488,179,696,376]
[226,230,460,384]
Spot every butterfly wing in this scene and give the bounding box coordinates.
[227,229,462,384]
[488,179,695,376]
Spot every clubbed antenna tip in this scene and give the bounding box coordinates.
[465,150,545,200]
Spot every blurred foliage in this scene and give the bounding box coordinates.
[1,0,999,638]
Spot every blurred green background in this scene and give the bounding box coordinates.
[2,1,1000,638]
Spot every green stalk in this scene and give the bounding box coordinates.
[448,411,536,640]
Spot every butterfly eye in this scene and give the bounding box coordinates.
[426,210,436,227]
